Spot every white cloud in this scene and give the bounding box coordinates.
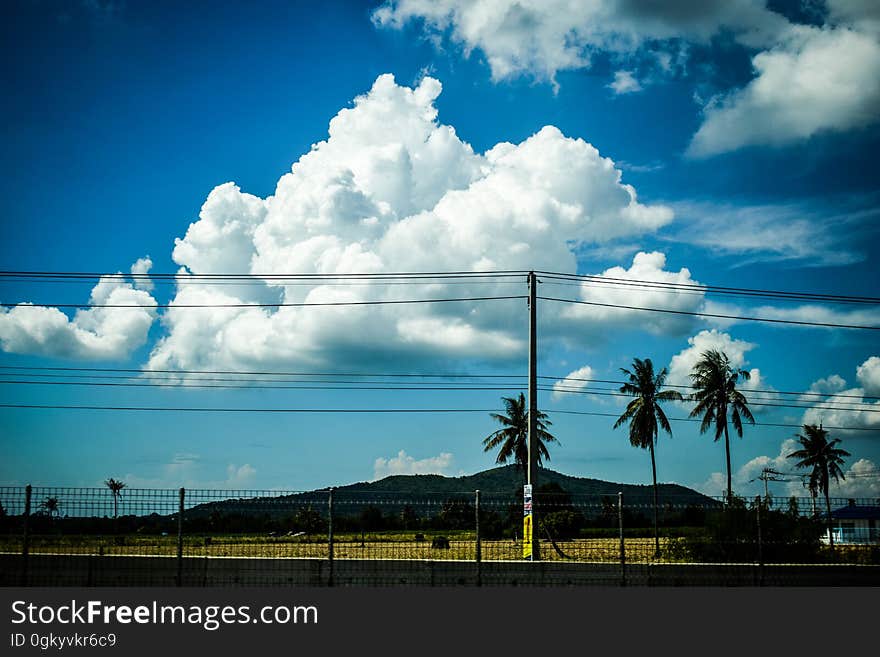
[667,329,762,389]
[686,299,880,333]
[130,256,154,292]
[829,458,880,498]
[688,26,880,157]
[0,263,158,360]
[667,200,870,266]
[225,463,257,487]
[609,70,642,95]
[856,356,880,396]
[123,454,258,489]
[666,329,773,419]
[375,2,880,154]
[373,0,787,83]
[749,304,880,330]
[716,441,880,499]
[146,75,673,374]
[552,365,594,400]
[801,356,880,433]
[695,471,726,497]
[373,450,455,479]
[555,251,702,339]
[738,438,799,490]
[809,374,848,395]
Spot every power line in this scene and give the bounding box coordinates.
[536,271,880,305]
[0,403,499,413]
[3,379,877,414]
[1,402,877,431]
[4,268,878,304]
[538,375,880,402]
[538,295,880,330]
[0,270,527,280]
[0,365,523,379]
[0,380,880,413]
[0,294,527,309]
[547,409,878,432]
[2,365,877,402]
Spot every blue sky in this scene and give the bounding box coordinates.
[1,0,878,499]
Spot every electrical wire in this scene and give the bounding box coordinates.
[538,295,880,330]
[1,402,877,431]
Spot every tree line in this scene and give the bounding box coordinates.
[482,348,853,553]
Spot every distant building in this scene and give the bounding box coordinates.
[822,500,880,545]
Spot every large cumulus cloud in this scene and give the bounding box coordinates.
[146,74,677,374]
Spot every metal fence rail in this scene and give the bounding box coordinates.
[1,486,878,586]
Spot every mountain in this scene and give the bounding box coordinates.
[186,465,718,519]
[326,464,716,505]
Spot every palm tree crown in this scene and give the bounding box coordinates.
[614,358,683,449]
[482,393,558,469]
[105,478,127,518]
[40,496,60,518]
[787,424,849,550]
[688,349,755,501]
[788,424,850,490]
[105,478,126,494]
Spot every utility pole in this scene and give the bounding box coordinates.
[759,469,770,500]
[527,271,539,561]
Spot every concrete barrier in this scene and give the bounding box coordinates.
[2,554,878,586]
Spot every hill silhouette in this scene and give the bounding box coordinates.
[187,465,717,519]
[326,464,716,506]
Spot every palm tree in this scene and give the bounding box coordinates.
[613,357,683,556]
[40,496,60,518]
[688,349,755,503]
[105,478,126,519]
[482,393,558,473]
[787,424,850,552]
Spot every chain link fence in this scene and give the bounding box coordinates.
[1,486,878,586]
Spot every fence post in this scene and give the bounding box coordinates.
[755,495,764,586]
[618,492,626,587]
[176,487,185,587]
[327,488,334,587]
[21,484,32,586]
[475,489,481,587]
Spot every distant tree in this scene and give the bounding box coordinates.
[104,478,126,519]
[482,393,558,474]
[40,496,60,518]
[400,505,418,530]
[292,505,324,537]
[787,424,850,552]
[435,501,474,530]
[787,496,800,518]
[613,357,683,556]
[689,349,755,503]
[359,505,385,532]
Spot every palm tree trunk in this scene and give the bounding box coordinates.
[724,423,732,505]
[824,469,835,554]
[113,494,118,520]
[650,441,659,558]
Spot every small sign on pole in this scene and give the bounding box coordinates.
[523,484,533,560]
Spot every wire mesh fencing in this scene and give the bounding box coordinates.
[1,486,878,586]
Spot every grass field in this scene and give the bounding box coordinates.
[0,532,675,563]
